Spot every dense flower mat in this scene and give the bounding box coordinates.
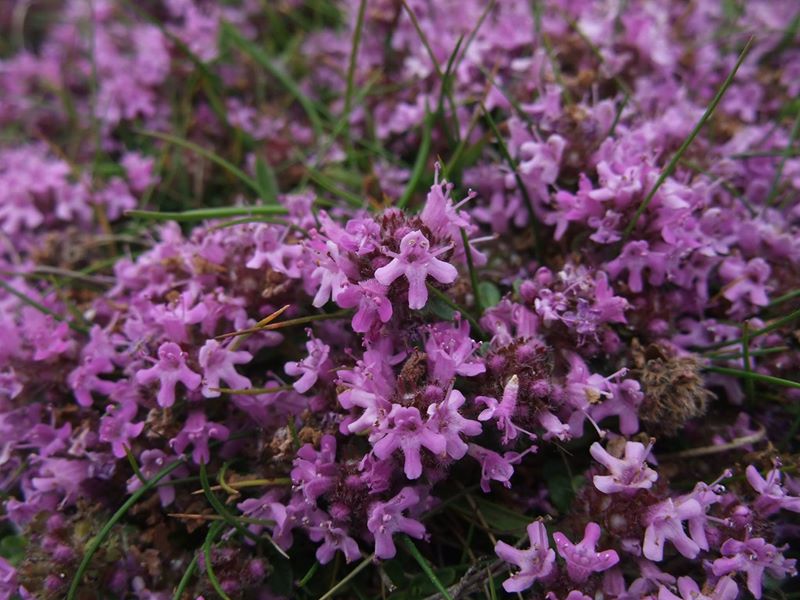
[1,1,799,598]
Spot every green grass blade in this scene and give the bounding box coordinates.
[317,554,375,600]
[137,130,260,195]
[204,521,232,600]
[222,23,324,141]
[199,462,289,559]
[305,166,364,208]
[173,553,199,600]
[698,306,800,351]
[67,460,184,599]
[400,536,454,600]
[621,37,753,241]
[460,228,483,314]
[481,103,544,259]
[343,0,368,135]
[399,0,443,79]
[397,110,433,209]
[705,366,800,390]
[426,283,485,339]
[127,206,288,221]
[769,101,800,209]
[255,156,280,204]
[0,279,88,335]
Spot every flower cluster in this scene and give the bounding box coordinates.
[1,1,799,599]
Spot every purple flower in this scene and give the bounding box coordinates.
[0,557,19,600]
[291,435,338,504]
[424,318,485,383]
[246,224,303,277]
[495,521,556,592]
[476,375,522,444]
[468,444,526,493]
[553,522,619,583]
[712,537,797,599]
[135,342,201,407]
[366,487,426,559]
[372,405,446,479]
[719,256,771,313]
[426,388,482,460]
[374,230,457,310]
[309,521,361,564]
[198,339,252,397]
[127,449,187,506]
[170,411,230,464]
[337,279,393,333]
[606,240,667,293]
[658,576,738,600]
[99,401,145,458]
[746,464,800,516]
[310,239,352,308]
[285,334,331,393]
[643,498,703,561]
[590,440,657,495]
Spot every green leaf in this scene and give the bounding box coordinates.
[543,460,578,514]
[0,535,26,565]
[471,497,530,534]
[478,281,502,309]
[255,157,280,204]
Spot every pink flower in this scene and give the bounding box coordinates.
[374,230,457,310]
[712,537,797,599]
[746,464,800,516]
[643,498,703,561]
[658,576,738,600]
[170,411,230,464]
[553,522,619,583]
[426,388,482,460]
[367,487,426,559]
[476,374,522,444]
[99,401,145,458]
[467,444,526,493]
[424,318,485,383]
[606,240,667,293]
[495,521,556,593]
[135,342,202,408]
[246,224,303,277]
[285,335,331,393]
[590,440,657,494]
[372,405,446,480]
[337,279,393,333]
[198,339,252,397]
[309,521,361,564]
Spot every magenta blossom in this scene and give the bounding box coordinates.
[658,576,738,600]
[135,342,201,407]
[367,487,426,559]
[374,230,457,310]
[198,339,252,397]
[553,522,619,583]
[495,521,556,592]
[590,440,657,494]
[713,537,797,599]
[643,498,703,561]
[372,405,446,479]
[746,464,800,516]
[170,411,230,464]
[285,335,331,393]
